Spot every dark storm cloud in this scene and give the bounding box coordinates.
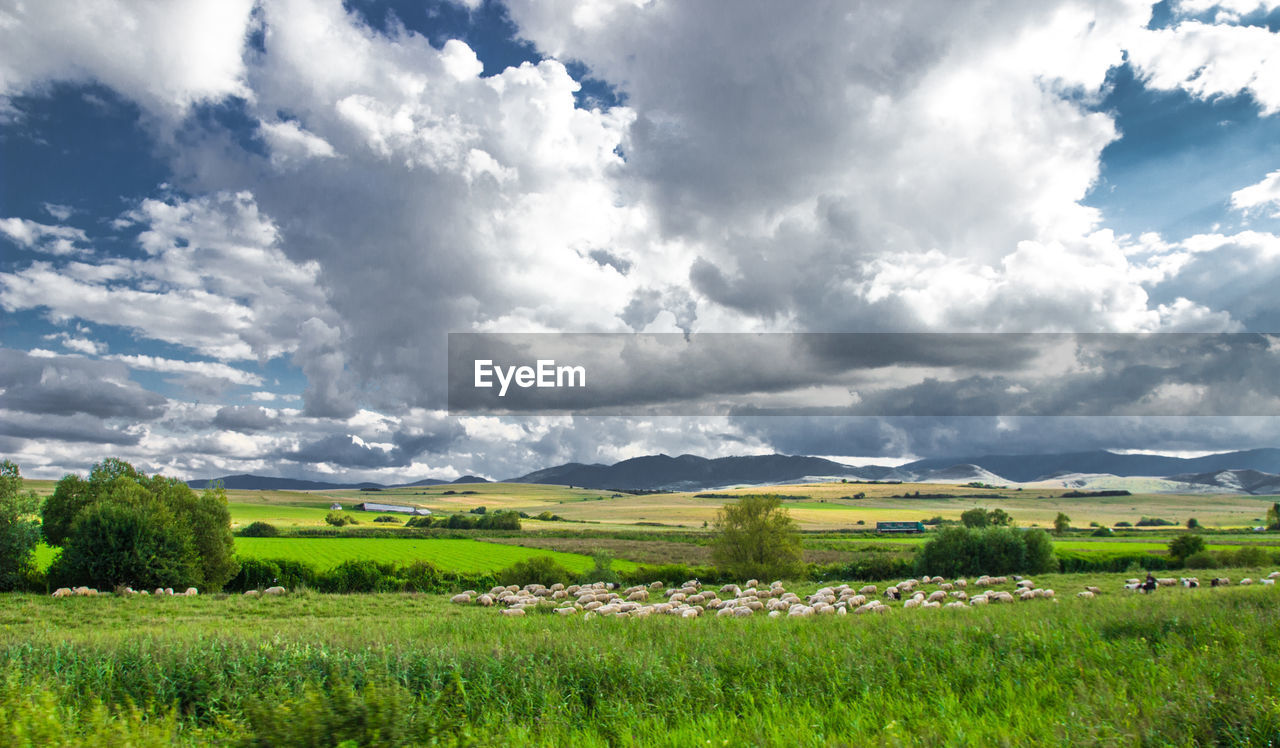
[449,333,1280,416]
[0,411,142,445]
[587,248,632,275]
[282,421,464,469]
[212,405,279,433]
[0,349,167,420]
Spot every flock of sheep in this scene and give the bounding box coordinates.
[449,574,1074,619]
[51,585,199,597]
[452,569,1280,619]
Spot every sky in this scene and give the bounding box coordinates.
[3,0,1280,482]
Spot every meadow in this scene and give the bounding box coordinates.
[233,537,640,574]
[3,571,1279,745]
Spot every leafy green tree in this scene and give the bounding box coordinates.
[1053,512,1070,536]
[1186,517,1200,530]
[1168,534,1207,562]
[710,495,802,581]
[43,458,239,590]
[917,526,1056,577]
[960,507,989,528]
[0,460,43,591]
[987,508,1013,527]
[1267,503,1280,531]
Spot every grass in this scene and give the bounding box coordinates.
[2,569,1279,744]
[233,537,640,574]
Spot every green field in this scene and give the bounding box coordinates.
[2,572,1279,744]
[234,537,640,574]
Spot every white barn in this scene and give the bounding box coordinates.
[354,502,431,516]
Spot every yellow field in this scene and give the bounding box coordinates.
[23,478,1280,531]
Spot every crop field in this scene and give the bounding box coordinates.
[3,570,1280,745]
[234,537,640,574]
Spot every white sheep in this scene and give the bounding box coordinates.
[264,586,286,596]
[51,588,73,598]
[859,585,877,595]
[184,587,198,596]
[450,593,472,604]
[1077,591,1095,599]
[500,608,526,617]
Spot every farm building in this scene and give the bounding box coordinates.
[876,521,925,534]
[329,502,342,510]
[354,502,431,516]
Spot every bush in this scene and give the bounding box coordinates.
[1168,534,1207,562]
[1137,517,1176,527]
[372,516,401,524]
[51,500,200,590]
[1091,526,1113,537]
[1114,521,1133,528]
[239,522,280,537]
[1183,551,1220,570]
[1220,546,1269,568]
[325,512,358,527]
[496,556,573,588]
[400,560,443,592]
[916,526,1056,577]
[229,558,284,591]
[578,552,621,586]
[317,560,398,593]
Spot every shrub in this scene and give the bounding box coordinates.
[239,522,280,537]
[51,500,200,590]
[1183,551,1220,570]
[324,512,358,527]
[317,560,397,593]
[400,560,443,592]
[1114,521,1133,528]
[372,516,401,524]
[469,506,487,515]
[496,556,573,588]
[578,552,621,586]
[229,558,283,591]
[1091,526,1113,537]
[1168,534,1207,562]
[1137,517,1176,527]
[1220,546,1269,568]
[916,526,1056,577]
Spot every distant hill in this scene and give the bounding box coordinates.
[917,464,1008,484]
[898,449,1280,483]
[1167,469,1280,495]
[509,453,878,491]
[451,475,491,484]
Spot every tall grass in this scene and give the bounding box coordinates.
[2,572,1279,745]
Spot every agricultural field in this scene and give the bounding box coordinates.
[234,537,640,574]
[2,570,1280,745]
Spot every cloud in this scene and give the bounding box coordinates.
[1127,20,1280,114]
[1,191,339,365]
[0,348,167,420]
[105,354,263,387]
[0,217,89,256]
[0,0,256,119]
[212,405,280,433]
[1231,169,1280,217]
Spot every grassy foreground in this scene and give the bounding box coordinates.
[2,572,1279,746]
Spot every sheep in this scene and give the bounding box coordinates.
[884,587,901,601]
[859,585,877,595]
[1241,578,1254,586]
[926,591,947,603]
[1157,578,1177,587]
[1077,591,1095,599]
[499,608,526,617]
[243,589,260,597]
[944,601,968,609]
[51,588,73,598]
[1263,579,1275,586]
[969,595,988,606]
[715,607,736,618]
[74,587,98,597]
[950,591,968,601]
[184,587,198,596]
[938,583,954,591]
[1269,571,1280,579]
[1085,586,1102,594]
[921,601,941,609]
[476,594,494,607]
[450,593,472,604]
[164,588,174,596]
[264,586,286,596]
[649,581,664,590]
[627,590,649,602]
[554,607,577,616]
[903,598,922,609]
[1179,578,1198,588]
[1125,578,1141,586]
[954,579,968,588]
[930,576,944,584]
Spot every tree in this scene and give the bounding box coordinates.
[1053,512,1070,536]
[916,526,1056,577]
[710,495,802,581]
[1168,534,1207,563]
[960,508,989,528]
[0,461,42,591]
[1267,503,1280,531]
[987,508,1013,527]
[44,458,239,590]
[1186,517,1200,530]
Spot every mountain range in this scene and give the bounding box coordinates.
[187,448,1280,494]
